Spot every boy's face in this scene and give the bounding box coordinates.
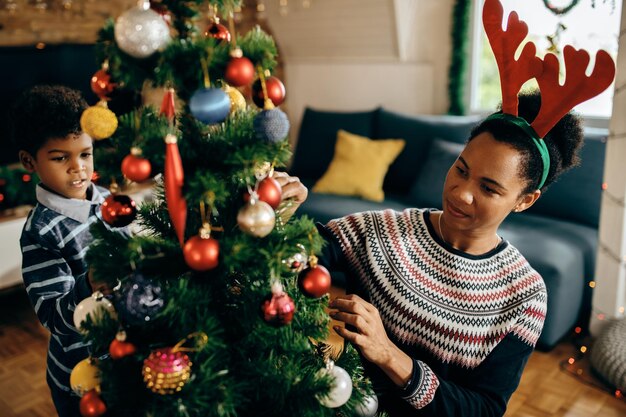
[20,133,94,200]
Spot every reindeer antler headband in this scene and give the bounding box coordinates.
[482,0,616,189]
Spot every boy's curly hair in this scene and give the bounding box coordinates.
[9,85,88,157]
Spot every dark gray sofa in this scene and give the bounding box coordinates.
[290,107,607,350]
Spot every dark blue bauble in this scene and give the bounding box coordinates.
[253,108,290,143]
[189,88,231,124]
[114,272,165,327]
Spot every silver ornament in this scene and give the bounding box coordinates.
[317,360,353,408]
[237,197,276,238]
[114,1,171,59]
[354,394,379,417]
[73,291,116,333]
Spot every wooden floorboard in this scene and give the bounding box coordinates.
[1,286,624,417]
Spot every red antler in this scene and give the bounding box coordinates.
[532,46,616,138]
[483,0,543,115]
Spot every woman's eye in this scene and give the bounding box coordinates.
[455,166,466,176]
[482,184,497,194]
[81,153,92,158]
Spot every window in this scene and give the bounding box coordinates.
[470,0,622,119]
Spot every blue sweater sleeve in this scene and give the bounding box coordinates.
[20,222,92,337]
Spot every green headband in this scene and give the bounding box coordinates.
[484,113,550,190]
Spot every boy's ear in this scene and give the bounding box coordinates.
[19,151,36,172]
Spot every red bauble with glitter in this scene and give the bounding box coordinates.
[121,153,152,183]
[183,235,220,271]
[90,69,115,99]
[252,76,286,108]
[298,264,331,298]
[79,390,106,417]
[261,286,295,326]
[109,338,137,360]
[225,56,255,87]
[205,20,231,43]
[101,194,137,228]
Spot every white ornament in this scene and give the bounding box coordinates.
[354,394,379,417]
[237,195,276,238]
[73,291,116,333]
[317,360,353,408]
[114,0,171,59]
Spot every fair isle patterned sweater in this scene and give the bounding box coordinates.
[318,208,546,417]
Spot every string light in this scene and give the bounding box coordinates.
[580,346,588,353]
[589,281,596,288]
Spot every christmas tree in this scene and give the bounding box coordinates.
[70,1,375,417]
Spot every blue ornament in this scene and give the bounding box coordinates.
[189,88,231,124]
[115,272,165,326]
[253,108,290,143]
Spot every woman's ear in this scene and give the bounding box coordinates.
[19,151,36,172]
[513,189,541,213]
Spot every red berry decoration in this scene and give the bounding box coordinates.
[252,76,286,108]
[205,19,231,43]
[298,262,331,298]
[79,390,107,417]
[261,283,295,326]
[109,331,137,360]
[121,152,152,183]
[225,56,255,87]
[101,194,137,228]
[90,69,115,99]
[183,231,220,271]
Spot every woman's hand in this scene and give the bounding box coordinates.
[330,294,413,387]
[272,171,308,221]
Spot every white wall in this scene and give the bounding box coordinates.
[261,0,455,143]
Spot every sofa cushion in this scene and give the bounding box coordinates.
[376,109,480,194]
[406,138,464,209]
[525,127,607,228]
[312,130,405,202]
[291,107,379,181]
[297,193,409,225]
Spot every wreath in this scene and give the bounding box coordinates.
[542,0,580,15]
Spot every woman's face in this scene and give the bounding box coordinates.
[441,132,537,235]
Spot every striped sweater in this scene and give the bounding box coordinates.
[318,208,546,417]
[20,184,111,397]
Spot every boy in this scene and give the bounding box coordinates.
[10,85,112,417]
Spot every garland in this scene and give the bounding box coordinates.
[447,0,471,115]
[542,0,580,15]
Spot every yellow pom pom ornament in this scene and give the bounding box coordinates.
[80,101,118,140]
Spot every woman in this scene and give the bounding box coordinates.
[275,91,584,416]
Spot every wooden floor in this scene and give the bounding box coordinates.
[1,287,624,417]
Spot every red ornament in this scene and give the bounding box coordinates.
[109,338,137,360]
[79,390,106,417]
[252,76,286,108]
[261,284,295,326]
[298,264,331,298]
[22,174,31,182]
[205,20,231,43]
[90,69,115,99]
[244,177,282,209]
[91,171,100,183]
[150,1,172,26]
[121,153,152,183]
[101,194,137,228]
[165,134,187,246]
[183,234,220,271]
[225,56,255,87]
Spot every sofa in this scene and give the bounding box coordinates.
[290,107,608,350]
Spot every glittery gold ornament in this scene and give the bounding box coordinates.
[80,100,118,140]
[142,348,192,395]
[223,84,246,114]
[70,358,101,396]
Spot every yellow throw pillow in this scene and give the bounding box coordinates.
[312,130,405,202]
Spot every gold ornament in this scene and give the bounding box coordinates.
[80,100,118,140]
[237,196,276,238]
[223,84,246,114]
[70,358,101,396]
